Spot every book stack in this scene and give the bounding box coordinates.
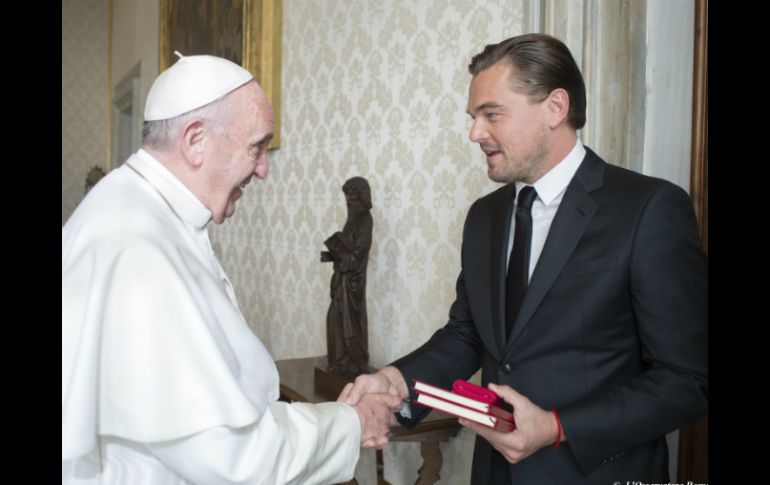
[413,380,515,432]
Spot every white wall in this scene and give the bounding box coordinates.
[642,0,695,191]
[110,0,160,111]
[62,0,109,225]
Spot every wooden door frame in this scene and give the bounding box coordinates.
[677,0,708,481]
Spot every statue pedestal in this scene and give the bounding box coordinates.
[313,365,350,397]
[313,361,380,398]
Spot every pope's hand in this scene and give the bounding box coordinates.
[343,392,402,449]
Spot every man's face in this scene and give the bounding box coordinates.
[207,83,274,223]
[467,62,550,184]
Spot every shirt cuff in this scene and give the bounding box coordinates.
[398,400,412,419]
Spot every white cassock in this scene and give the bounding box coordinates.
[62,149,360,485]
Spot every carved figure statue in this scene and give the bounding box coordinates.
[84,165,107,194]
[321,177,373,377]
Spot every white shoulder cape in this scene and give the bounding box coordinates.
[62,153,278,460]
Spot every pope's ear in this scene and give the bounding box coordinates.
[180,119,206,168]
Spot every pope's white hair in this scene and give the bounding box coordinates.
[142,91,237,150]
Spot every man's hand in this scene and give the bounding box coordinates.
[458,383,564,463]
[337,367,409,448]
[338,366,409,406]
[342,392,402,449]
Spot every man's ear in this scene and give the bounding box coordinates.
[545,88,570,129]
[179,119,207,168]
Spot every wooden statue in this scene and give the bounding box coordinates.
[84,165,107,194]
[321,177,372,377]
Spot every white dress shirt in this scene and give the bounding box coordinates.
[507,139,586,280]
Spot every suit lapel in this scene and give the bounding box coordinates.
[507,151,603,346]
[488,184,516,358]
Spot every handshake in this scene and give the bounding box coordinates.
[336,366,411,449]
[336,367,563,464]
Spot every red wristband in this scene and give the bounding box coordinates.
[551,409,562,450]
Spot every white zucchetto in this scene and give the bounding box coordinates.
[144,52,253,121]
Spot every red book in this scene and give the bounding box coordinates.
[452,379,503,406]
[413,380,515,432]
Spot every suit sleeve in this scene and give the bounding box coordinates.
[391,202,485,427]
[148,401,361,485]
[558,182,708,473]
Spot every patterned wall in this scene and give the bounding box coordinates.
[210,1,524,483]
[62,0,109,225]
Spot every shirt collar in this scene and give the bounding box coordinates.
[516,138,586,206]
[127,149,212,229]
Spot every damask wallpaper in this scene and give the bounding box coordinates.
[210,1,525,482]
[62,0,109,225]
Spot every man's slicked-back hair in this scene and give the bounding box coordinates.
[468,34,586,130]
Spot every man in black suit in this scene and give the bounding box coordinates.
[341,33,707,483]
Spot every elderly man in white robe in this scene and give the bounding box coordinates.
[62,53,402,485]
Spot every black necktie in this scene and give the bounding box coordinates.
[506,186,536,340]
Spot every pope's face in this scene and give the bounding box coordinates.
[467,62,550,184]
[208,83,274,223]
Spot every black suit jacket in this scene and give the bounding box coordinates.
[392,148,707,484]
